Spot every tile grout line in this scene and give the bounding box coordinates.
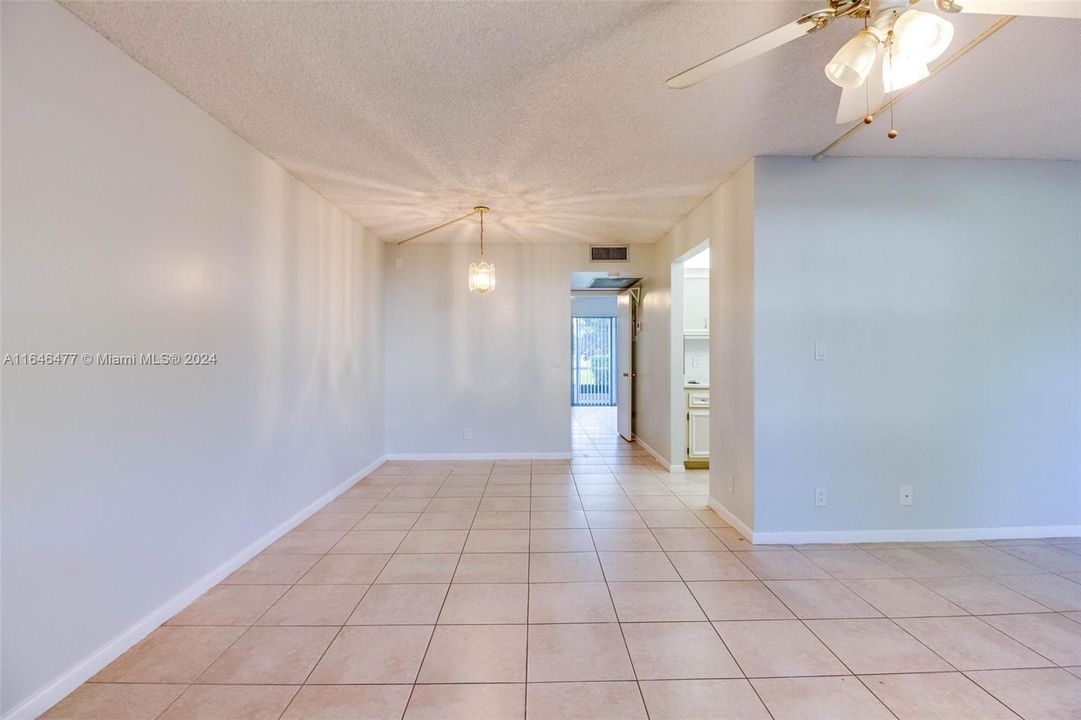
[523,466,532,720]
[399,461,485,717]
[271,473,400,720]
[152,464,397,720]
[633,478,779,720]
[573,447,654,720]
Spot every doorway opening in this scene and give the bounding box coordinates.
[571,316,616,407]
[671,241,710,470]
[570,274,640,449]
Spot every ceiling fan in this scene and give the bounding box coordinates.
[667,0,1080,135]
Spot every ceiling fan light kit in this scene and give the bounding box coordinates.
[667,0,1079,142]
[894,9,955,61]
[883,39,931,93]
[826,29,881,88]
[821,2,951,137]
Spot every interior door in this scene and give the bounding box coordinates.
[616,291,633,441]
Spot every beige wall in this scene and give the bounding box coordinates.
[634,161,756,528]
[2,4,385,714]
[384,242,651,456]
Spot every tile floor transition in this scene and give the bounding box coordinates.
[42,408,1081,719]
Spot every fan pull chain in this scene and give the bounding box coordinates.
[886,23,898,139]
[863,16,874,125]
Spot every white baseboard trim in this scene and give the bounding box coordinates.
[753,524,1081,546]
[385,452,571,460]
[3,455,387,720]
[707,497,754,539]
[704,497,1080,546]
[633,436,678,472]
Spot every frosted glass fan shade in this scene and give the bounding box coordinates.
[825,31,880,88]
[883,51,929,92]
[468,261,496,293]
[894,10,954,63]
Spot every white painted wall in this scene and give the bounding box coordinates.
[631,257,677,463]
[636,162,756,529]
[384,243,650,456]
[684,337,710,386]
[1,4,385,715]
[571,293,619,318]
[705,164,757,528]
[753,157,1081,537]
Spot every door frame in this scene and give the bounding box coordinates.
[670,239,710,469]
[616,290,634,441]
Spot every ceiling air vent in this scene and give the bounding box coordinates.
[590,245,629,262]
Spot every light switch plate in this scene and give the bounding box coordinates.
[814,342,827,361]
[899,485,913,506]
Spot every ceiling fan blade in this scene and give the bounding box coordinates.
[666,9,835,89]
[937,0,1081,19]
[836,49,885,124]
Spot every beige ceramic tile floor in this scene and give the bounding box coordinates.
[42,408,1081,719]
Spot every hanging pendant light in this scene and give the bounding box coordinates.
[467,206,495,294]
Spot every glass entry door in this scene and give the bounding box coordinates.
[572,316,616,406]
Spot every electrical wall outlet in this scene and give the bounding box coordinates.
[729,473,735,494]
[899,485,913,506]
[463,427,472,440]
[815,488,827,507]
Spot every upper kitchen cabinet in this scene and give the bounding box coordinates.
[683,267,709,335]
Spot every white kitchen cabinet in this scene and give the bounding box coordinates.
[688,409,710,460]
[683,271,709,333]
[685,388,710,466]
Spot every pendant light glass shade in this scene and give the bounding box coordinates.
[468,261,495,293]
[825,31,880,88]
[893,10,954,63]
[882,49,929,92]
[468,206,494,294]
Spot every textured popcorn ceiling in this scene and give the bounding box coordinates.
[62,1,1080,244]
